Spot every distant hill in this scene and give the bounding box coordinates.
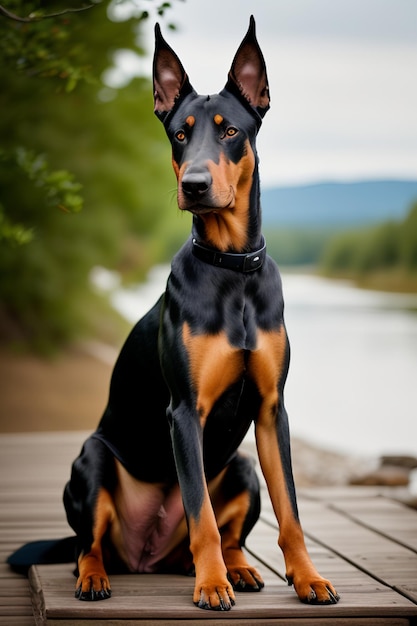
[261,180,417,228]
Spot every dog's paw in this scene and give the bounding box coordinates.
[193,579,236,610]
[228,565,265,592]
[286,574,339,605]
[75,575,112,601]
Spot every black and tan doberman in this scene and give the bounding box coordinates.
[60,18,339,611]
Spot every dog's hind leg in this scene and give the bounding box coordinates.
[64,437,115,600]
[213,453,265,593]
[75,487,114,600]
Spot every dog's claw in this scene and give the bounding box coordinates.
[307,589,317,603]
[286,572,339,605]
[228,566,265,593]
[233,578,247,591]
[75,585,111,601]
[231,576,264,592]
[195,599,210,610]
[325,587,340,604]
[194,592,234,611]
[218,597,232,611]
[300,586,340,605]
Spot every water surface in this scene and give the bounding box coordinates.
[110,267,417,459]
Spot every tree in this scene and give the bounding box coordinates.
[0,1,186,352]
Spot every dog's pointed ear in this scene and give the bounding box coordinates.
[153,23,195,122]
[225,16,270,118]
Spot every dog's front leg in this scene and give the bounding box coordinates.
[168,402,235,610]
[250,327,339,604]
[255,405,338,604]
[160,314,245,609]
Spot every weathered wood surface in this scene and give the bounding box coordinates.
[1,432,416,625]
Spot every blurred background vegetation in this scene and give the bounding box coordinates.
[318,202,417,292]
[0,1,416,356]
[0,0,190,353]
[267,199,417,293]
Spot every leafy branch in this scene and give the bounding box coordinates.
[0,148,83,246]
[14,148,83,213]
[0,203,33,245]
[0,3,95,23]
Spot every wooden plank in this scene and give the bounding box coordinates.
[0,605,33,617]
[0,619,36,626]
[3,433,417,625]
[0,580,31,598]
[247,517,417,616]
[37,619,413,626]
[29,563,417,624]
[330,498,417,552]
[394,584,417,606]
[264,497,417,597]
[298,486,412,503]
[0,433,84,491]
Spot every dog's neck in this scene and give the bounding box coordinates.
[191,234,266,273]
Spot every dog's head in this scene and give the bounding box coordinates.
[153,17,270,235]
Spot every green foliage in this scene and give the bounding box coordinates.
[0,0,185,352]
[320,201,417,291]
[0,204,33,245]
[1,147,83,215]
[401,202,417,270]
[0,1,94,91]
[0,1,178,89]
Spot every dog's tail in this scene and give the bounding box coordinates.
[7,536,76,575]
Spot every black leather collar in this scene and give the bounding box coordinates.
[192,237,266,272]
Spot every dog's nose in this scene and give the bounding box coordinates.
[182,171,212,200]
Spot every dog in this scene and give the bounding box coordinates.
[60,17,339,611]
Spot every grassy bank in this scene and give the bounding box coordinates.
[319,267,417,295]
[318,201,417,293]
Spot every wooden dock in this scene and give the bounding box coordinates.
[1,431,417,625]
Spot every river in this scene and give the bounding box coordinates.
[106,265,417,460]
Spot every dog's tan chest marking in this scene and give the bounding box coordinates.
[182,322,244,426]
[182,322,287,429]
[247,326,288,424]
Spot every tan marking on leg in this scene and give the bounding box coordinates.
[214,489,264,591]
[77,487,114,597]
[182,323,244,425]
[188,497,235,609]
[247,327,296,542]
[181,327,243,608]
[248,327,339,603]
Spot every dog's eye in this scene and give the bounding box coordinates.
[175,130,186,142]
[225,127,238,137]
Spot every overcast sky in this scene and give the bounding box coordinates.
[110,0,417,187]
